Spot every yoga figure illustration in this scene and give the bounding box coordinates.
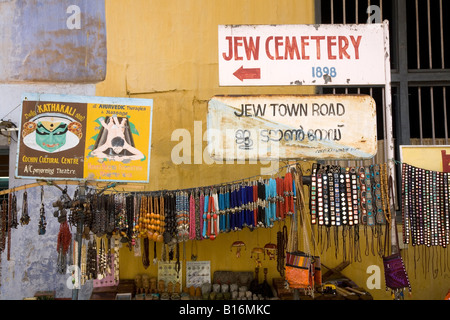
[91,115,144,161]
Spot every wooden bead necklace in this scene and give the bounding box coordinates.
[20,191,30,226]
[38,186,47,235]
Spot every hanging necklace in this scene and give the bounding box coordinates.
[159,194,165,241]
[98,237,106,279]
[10,193,18,229]
[57,220,72,274]
[276,225,287,277]
[189,192,196,240]
[0,200,8,252]
[113,236,120,281]
[194,189,202,239]
[38,187,47,235]
[87,239,97,279]
[142,237,150,269]
[20,191,30,226]
[80,242,87,285]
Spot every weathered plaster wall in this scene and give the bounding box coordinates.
[0,84,95,300]
[0,0,106,83]
[0,0,106,300]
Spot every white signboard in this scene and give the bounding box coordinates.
[207,95,377,161]
[218,24,387,86]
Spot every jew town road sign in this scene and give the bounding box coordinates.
[207,95,377,161]
[218,24,387,86]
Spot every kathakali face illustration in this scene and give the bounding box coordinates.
[22,114,83,153]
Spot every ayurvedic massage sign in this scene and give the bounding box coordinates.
[16,94,153,183]
[207,95,377,161]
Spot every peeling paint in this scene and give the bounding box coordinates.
[0,0,106,83]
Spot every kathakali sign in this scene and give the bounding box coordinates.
[207,95,377,161]
[16,93,153,183]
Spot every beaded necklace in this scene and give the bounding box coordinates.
[0,200,7,252]
[218,188,225,232]
[113,236,120,281]
[80,242,87,285]
[333,168,341,227]
[106,237,112,275]
[411,165,417,245]
[57,220,72,274]
[203,191,209,238]
[225,186,231,232]
[380,164,391,226]
[247,184,255,228]
[345,168,353,226]
[443,174,450,248]
[87,239,97,279]
[317,168,324,227]
[159,194,166,241]
[7,194,12,261]
[268,178,277,227]
[207,189,218,240]
[359,167,368,226]
[276,225,287,277]
[401,163,409,244]
[276,177,285,220]
[126,195,134,242]
[310,164,318,225]
[142,237,150,269]
[351,168,360,225]
[257,181,266,227]
[445,174,450,248]
[412,165,419,246]
[431,171,438,247]
[416,166,422,246]
[322,168,330,227]
[213,188,221,235]
[139,195,147,238]
[189,192,196,240]
[178,191,190,242]
[340,168,348,226]
[98,237,107,278]
[163,193,173,243]
[10,193,18,229]
[20,191,30,226]
[327,169,335,227]
[38,187,47,235]
[194,190,200,240]
[365,167,375,227]
[237,185,244,228]
[284,172,294,216]
[425,169,431,247]
[437,172,444,247]
[199,190,204,239]
[0,199,7,284]
[107,195,116,234]
[237,185,243,229]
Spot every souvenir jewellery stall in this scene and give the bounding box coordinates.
[0,159,449,299]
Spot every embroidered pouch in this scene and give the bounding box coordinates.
[383,253,411,292]
[285,251,314,289]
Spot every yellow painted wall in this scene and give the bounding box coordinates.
[95,0,449,300]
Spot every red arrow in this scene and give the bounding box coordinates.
[233,66,261,81]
